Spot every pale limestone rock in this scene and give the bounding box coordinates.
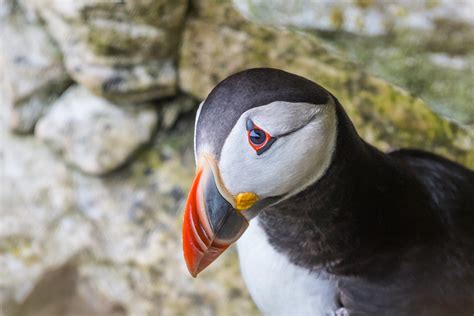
[0,109,92,313]
[35,86,158,175]
[31,0,188,102]
[0,4,69,133]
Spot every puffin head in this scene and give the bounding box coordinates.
[182,68,338,277]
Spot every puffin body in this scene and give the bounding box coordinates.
[182,68,474,315]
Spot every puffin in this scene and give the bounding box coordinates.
[181,68,474,315]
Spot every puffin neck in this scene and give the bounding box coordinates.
[258,101,442,276]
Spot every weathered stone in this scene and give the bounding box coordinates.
[31,0,187,102]
[0,109,92,314]
[315,24,474,126]
[0,0,14,18]
[0,4,69,133]
[158,95,198,131]
[180,0,474,168]
[233,0,474,36]
[0,108,258,315]
[35,86,158,175]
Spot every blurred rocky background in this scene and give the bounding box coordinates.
[0,0,472,315]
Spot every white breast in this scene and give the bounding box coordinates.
[237,218,338,316]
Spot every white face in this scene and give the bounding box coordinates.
[215,99,338,200]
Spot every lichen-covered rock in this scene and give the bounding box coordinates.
[0,4,69,133]
[35,86,158,175]
[31,0,187,102]
[0,108,258,316]
[180,0,474,168]
[233,0,474,36]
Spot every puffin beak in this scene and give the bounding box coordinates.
[182,156,256,277]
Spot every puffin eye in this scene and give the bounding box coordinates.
[246,119,276,155]
[249,129,266,145]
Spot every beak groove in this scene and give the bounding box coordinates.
[182,158,248,277]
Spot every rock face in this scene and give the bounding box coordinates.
[32,0,187,102]
[180,0,474,168]
[0,4,69,133]
[0,110,258,316]
[233,0,474,36]
[36,86,158,175]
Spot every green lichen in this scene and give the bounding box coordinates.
[130,112,196,187]
[317,26,474,126]
[86,24,175,58]
[131,0,188,28]
[353,0,376,9]
[330,7,344,29]
[0,236,40,265]
[87,26,137,57]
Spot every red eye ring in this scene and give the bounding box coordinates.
[246,119,276,155]
[247,126,272,152]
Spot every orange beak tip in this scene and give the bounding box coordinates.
[182,158,248,277]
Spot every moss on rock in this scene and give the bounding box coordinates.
[180,0,473,168]
[34,0,187,102]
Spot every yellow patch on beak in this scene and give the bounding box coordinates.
[235,192,259,211]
